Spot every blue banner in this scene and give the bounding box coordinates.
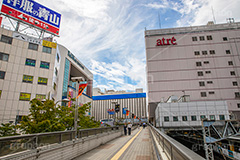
[122,108,127,114]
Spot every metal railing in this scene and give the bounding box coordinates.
[0,126,120,157]
[149,124,205,160]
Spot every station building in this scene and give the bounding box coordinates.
[145,22,240,122]
[0,26,93,123]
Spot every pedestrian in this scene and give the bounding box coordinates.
[143,122,146,129]
[123,123,127,135]
[127,122,132,135]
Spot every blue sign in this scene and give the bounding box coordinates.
[122,108,127,114]
[2,0,61,28]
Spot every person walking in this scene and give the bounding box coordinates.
[127,122,132,135]
[123,123,127,136]
[143,122,146,129]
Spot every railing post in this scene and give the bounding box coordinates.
[170,145,173,160]
[59,133,62,144]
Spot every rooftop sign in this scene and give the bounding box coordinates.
[156,37,177,46]
[1,0,61,35]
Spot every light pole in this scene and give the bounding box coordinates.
[111,101,117,124]
[71,76,85,139]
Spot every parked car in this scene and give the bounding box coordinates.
[100,119,114,127]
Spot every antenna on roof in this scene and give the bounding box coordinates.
[211,6,216,24]
[158,12,161,29]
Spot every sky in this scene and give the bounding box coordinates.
[3,0,240,93]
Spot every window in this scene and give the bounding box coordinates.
[164,116,169,122]
[202,51,208,55]
[42,46,52,54]
[1,35,13,44]
[40,61,50,69]
[53,82,57,90]
[38,77,48,85]
[0,71,6,79]
[209,50,215,55]
[191,116,197,121]
[196,62,202,66]
[228,61,233,65]
[206,71,211,74]
[198,71,204,76]
[223,37,228,41]
[22,75,33,83]
[0,52,9,62]
[199,81,205,86]
[19,93,31,101]
[25,59,36,67]
[201,92,207,97]
[207,35,212,40]
[57,54,60,62]
[235,92,240,98]
[226,50,231,54]
[194,51,200,55]
[230,71,236,75]
[0,90,2,98]
[207,81,213,84]
[182,116,188,121]
[210,115,215,120]
[238,104,240,108]
[199,36,205,41]
[233,82,238,86]
[204,61,209,64]
[209,91,215,94]
[28,42,38,51]
[192,37,197,41]
[219,115,225,120]
[173,116,178,121]
[200,115,206,120]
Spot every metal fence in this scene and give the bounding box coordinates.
[149,124,205,160]
[0,126,120,157]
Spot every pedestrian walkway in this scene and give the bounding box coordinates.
[73,126,156,160]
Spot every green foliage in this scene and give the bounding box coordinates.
[0,123,19,137]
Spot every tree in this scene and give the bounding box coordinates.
[0,123,19,137]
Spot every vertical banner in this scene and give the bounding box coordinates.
[77,83,88,99]
[126,110,130,116]
[122,108,127,114]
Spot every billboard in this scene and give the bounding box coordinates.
[1,0,61,35]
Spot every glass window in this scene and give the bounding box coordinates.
[210,115,215,120]
[206,71,211,74]
[201,92,207,97]
[209,91,215,94]
[0,71,6,79]
[191,116,197,121]
[237,104,240,108]
[200,115,206,120]
[199,36,205,41]
[53,82,57,90]
[196,62,202,66]
[0,52,9,62]
[198,71,203,76]
[223,37,228,41]
[42,46,52,54]
[226,50,231,54]
[19,93,31,101]
[164,116,169,122]
[209,50,215,54]
[192,37,197,41]
[204,61,209,64]
[207,81,213,84]
[230,71,235,75]
[199,81,205,86]
[28,42,38,51]
[57,54,60,62]
[36,94,46,101]
[55,68,58,76]
[173,116,178,121]
[235,92,240,98]
[233,82,238,86]
[194,51,200,55]
[182,116,187,121]
[219,115,225,120]
[38,77,48,85]
[1,35,13,44]
[202,51,207,55]
[228,61,233,65]
[207,35,212,40]
[22,75,33,83]
[25,58,36,67]
[40,61,50,69]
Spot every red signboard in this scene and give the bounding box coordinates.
[77,83,88,99]
[156,37,177,46]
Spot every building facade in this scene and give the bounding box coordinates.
[0,26,93,123]
[145,22,240,122]
[92,89,147,121]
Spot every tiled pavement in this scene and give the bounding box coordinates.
[73,127,156,160]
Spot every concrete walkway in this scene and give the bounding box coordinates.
[73,126,156,160]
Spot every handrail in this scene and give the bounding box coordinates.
[149,124,205,160]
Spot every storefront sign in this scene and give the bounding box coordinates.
[42,40,57,48]
[156,37,177,46]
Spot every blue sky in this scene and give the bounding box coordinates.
[3,0,240,92]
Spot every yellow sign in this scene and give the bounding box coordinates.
[38,77,48,85]
[22,75,33,83]
[19,93,31,101]
[0,90,2,98]
[36,94,46,100]
[42,40,57,49]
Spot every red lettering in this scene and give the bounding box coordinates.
[167,39,171,45]
[156,39,162,46]
[162,38,165,45]
[171,37,177,45]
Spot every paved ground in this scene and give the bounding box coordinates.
[73,126,156,160]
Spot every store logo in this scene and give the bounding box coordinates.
[156,37,177,46]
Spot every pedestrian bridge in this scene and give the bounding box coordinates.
[0,125,204,160]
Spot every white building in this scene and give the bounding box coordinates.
[145,22,240,122]
[0,27,93,123]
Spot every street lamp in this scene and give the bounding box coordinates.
[71,76,85,139]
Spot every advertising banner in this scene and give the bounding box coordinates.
[19,92,31,101]
[122,108,127,114]
[77,83,88,99]
[107,109,115,115]
[13,32,41,44]
[42,40,57,48]
[1,0,61,35]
